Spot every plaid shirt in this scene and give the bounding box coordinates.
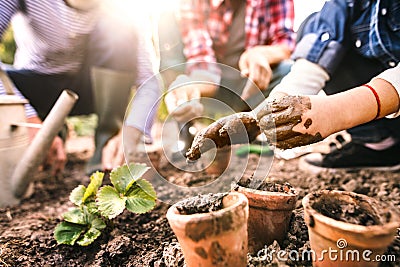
[179,0,295,77]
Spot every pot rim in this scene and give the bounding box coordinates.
[236,185,298,197]
[166,191,248,224]
[0,95,28,104]
[302,190,399,235]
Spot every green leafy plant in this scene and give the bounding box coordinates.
[54,163,156,246]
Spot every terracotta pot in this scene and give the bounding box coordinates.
[236,185,298,253]
[302,190,399,267]
[205,147,231,176]
[166,192,249,267]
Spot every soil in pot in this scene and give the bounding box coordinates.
[303,190,399,267]
[174,192,227,215]
[235,176,298,253]
[311,192,382,226]
[166,192,249,267]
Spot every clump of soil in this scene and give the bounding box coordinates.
[175,192,228,215]
[311,193,381,226]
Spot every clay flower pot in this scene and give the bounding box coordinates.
[302,190,399,267]
[205,147,231,176]
[235,185,298,253]
[166,192,249,267]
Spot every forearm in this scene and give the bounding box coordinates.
[251,45,292,66]
[328,80,400,133]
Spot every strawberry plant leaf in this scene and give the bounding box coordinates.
[83,171,104,203]
[76,218,106,246]
[110,163,149,194]
[54,221,86,245]
[125,181,156,214]
[69,185,86,206]
[136,178,157,199]
[63,208,86,225]
[91,217,107,230]
[97,185,126,219]
[76,227,102,246]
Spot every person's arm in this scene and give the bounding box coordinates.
[177,0,220,94]
[239,0,295,98]
[102,11,162,170]
[256,65,400,149]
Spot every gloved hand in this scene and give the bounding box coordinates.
[164,75,205,123]
[256,95,335,149]
[102,126,142,171]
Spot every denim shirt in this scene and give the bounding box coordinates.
[293,0,400,75]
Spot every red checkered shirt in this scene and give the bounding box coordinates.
[179,0,296,78]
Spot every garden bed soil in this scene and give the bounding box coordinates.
[0,137,399,267]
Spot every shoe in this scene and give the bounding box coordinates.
[299,141,400,173]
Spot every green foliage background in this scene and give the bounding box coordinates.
[0,27,16,64]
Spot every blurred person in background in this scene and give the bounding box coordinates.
[161,0,296,155]
[0,0,161,175]
[253,0,400,172]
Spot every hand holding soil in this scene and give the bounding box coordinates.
[256,95,325,149]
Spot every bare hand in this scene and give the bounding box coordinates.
[43,136,67,176]
[164,84,204,122]
[102,126,142,171]
[256,95,326,149]
[239,46,272,99]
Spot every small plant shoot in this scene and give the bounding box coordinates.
[54,163,156,246]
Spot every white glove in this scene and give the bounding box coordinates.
[270,59,330,97]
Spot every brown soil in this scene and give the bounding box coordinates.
[174,193,227,215]
[238,175,296,194]
[311,193,382,226]
[0,137,399,267]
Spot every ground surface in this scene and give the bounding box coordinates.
[0,134,399,267]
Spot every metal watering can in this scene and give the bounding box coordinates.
[0,69,78,207]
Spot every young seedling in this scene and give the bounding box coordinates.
[54,163,156,246]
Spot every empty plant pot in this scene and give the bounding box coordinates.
[235,183,298,253]
[166,192,249,267]
[205,147,231,176]
[302,190,399,267]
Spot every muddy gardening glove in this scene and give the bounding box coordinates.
[256,95,340,149]
[186,112,260,161]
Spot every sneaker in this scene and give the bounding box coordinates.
[299,141,400,173]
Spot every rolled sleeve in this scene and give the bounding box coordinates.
[292,0,349,74]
